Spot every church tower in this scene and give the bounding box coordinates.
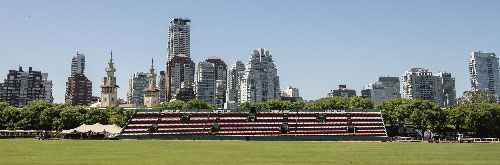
[100,51,119,107]
[144,58,160,108]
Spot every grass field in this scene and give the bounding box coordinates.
[1,140,499,165]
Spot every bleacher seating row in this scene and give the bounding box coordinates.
[119,109,388,141]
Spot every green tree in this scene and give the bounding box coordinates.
[18,100,54,130]
[182,99,212,109]
[83,108,109,125]
[0,102,21,130]
[376,98,411,136]
[39,104,67,130]
[458,90,497,104]
[291,101,308,109]
[449,103,500,137]
[404,99,446,134]
[107,107,129,127]
[237,102,251,110]
[154,100,185,109]
[348,96,374,109]
[309,96,350,109]
[58,105,86,130]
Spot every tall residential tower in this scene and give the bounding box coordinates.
[469,51,500,99]
[166,54,195,102]
[240,48,280,103]
[167,18,191,60]
[65,53,92,106]
[225,61,245,109]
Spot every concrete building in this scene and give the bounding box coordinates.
[175,82,195,102]
[436,71,456,107]
[280,86,302,102]
[0,67,52,108]
[225,61,245,109]
[361,77,400,104]
[284,86,299,97]
[41,73,53,102]
[65,74,92,106]
[241,48,280,103]
[328,85,356,98]
[196,61,215,105]
[100,52,119,108]
[167,18,191,60]
[158,71,166,103]
[66,53,92,106]
[469,51,500,99]
[71,53,85,76]
[166,54,195,102]
[204,56,227,108]
[127,72,148,105]
[143,59,160,108]
[402,68,456,107]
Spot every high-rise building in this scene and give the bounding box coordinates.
[71,53,85,76]
[204,56,227,108]
[0,67,51,108]
[402,68,442,105]
[143,59,160,108]
[100,52,119,108]
[158,71,166,103]
[65,74,92,106]
[175,82,195,102]
[469,51,500,99]
[328,85,356,98]
[225,61,245,109]
[240,48,280,103]
[436,72,456,107]
[166,54,195,102]
[66,53,92,106]
[127,72,148,105]
[196,61,215,105]
[41,73,53,103]
[402,68,455,107]
[167,18,191,60]
[361,77,400,104]
[281,86,303,103]
[284,86,299,97]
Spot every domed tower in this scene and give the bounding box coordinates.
[144,58,160,108]
[100,51,119,107]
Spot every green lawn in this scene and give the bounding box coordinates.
[0,140,499,165]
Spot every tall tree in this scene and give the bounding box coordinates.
[458,90,497,104]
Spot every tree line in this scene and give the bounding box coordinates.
[0,101,135,130]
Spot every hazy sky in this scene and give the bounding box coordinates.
[1,0,499,103]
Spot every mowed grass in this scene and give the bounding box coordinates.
[0,140,499,165]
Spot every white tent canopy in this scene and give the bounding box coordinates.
[61,123,122,134]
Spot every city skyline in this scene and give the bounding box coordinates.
[1,1,499,103]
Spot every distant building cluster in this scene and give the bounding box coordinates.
[0,67,53,107]
[0,17,498,109]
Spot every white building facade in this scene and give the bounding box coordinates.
[167,18,191,60]
[362,77,400,104]
[225,61,245,109]
[71,53,85,76]
[127,72,148,105]
[196,62,215,104]
[469,51,500,99]
[240,48,280,103]
[402,68,455,107]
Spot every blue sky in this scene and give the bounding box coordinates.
[1,0,499,103]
